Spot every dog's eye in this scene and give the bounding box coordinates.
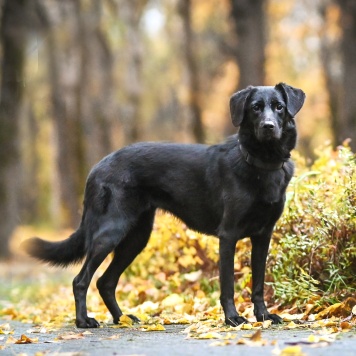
[252,104,260,112]
[276,103,284,111]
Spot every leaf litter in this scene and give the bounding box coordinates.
[1,217,356,352]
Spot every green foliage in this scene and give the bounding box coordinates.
[269,143,356,306]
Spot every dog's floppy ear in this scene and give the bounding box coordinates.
[275,83,306,117]
[229,86,253,127]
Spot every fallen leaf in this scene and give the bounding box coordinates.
[82,331,93,335]
[161,294,184,308]
[236,337,268,346]
[241,323,253,330]
[15,334,38,344]
[263,320,273,328]
[141,324,166,331]
[118,314,134,327]
[27,326,48,334]
[190,331,223,339]
[57,333,84,340]
[279,345,306,355]
[0,323,13,335]
[250,329,262,341]
[100,334,121,340]
[316,298,356,319]
[5,335,18,344]
[285,321,299,329]
[340,321,352,331]
[210,340,233,346]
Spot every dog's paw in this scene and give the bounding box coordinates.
[76,317,100,328]
[225,315,248,327]
[256,313,283,324]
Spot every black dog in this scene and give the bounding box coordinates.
[23,83,305,328]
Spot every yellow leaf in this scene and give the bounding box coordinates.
[223,332,236,340]
[241,323,253,330]
[193,332,223,339]
[236,338,248,345]
[178,255,196,268]
[175,317,191,324]
[285,321,298,329]
[263,320,273,328]
[119,315,134,327]
[161,294,184,308]
[142,324,165,331]
[280,345,306,356]
[0,324,13,335]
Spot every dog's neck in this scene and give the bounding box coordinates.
[239,144,288,171]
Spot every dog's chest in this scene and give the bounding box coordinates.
[254,173,285,204]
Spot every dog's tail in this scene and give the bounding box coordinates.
[22,227,87,267]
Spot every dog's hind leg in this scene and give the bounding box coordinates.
[73,212,137,328]
[96,208,155,324]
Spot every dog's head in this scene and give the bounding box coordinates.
[229,83,305,142]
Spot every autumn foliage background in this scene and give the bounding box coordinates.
[0,0,355,326]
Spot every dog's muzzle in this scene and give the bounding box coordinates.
[256,121,281,141]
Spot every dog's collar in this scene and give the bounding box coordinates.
[239,144,286,171]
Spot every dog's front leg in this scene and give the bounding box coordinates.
[219,237,248,326]
[250,234,282,324]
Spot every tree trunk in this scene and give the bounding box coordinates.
[319,1,342,148]
[39,0,83,227]
[337,0,356,150]
[178,0,205,143]
[230,0,266,89]
[0,0,27,259]
[77,0,114,168]
[227,0,266,134]
[120,0,147,144]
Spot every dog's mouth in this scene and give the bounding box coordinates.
[255,126,282,141]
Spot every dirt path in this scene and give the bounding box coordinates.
[1,320,356,356]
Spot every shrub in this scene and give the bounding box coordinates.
[268,143,356,307]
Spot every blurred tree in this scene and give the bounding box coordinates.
[36,0,121,227]
[120,0,147,143]
[319,0,342,148]
[178,0,205,143]
[227,0,266,134]
[320,0,356,150]
[37,0,84,227]
[337,0,356,150]
[230,0,266,89]
[76,0,115,166]
[0,0,27,259]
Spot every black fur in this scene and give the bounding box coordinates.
[23,83,305,328]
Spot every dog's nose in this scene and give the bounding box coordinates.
[262,121,275,130]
